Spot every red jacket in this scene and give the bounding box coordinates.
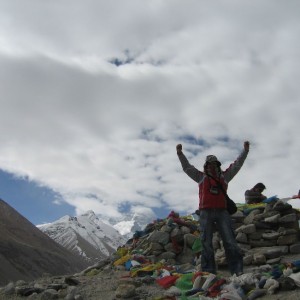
[198,175,227,209]
[178,149,249,209]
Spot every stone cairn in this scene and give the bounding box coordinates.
[229,200,300,267]
[130,200,300,270]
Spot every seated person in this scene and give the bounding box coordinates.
[245,182,267,204]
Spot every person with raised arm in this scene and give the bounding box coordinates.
[176,141,250,275]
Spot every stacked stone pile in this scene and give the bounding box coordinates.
[130,211,200,268]
[130,200,300,270]
[216,200,300,267]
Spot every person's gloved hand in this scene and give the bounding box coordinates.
[244,141,250,151]
[176,144,182,154]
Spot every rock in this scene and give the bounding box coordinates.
[181,226,191,235]
[212,233,221,250]
[255,221,274,229]
[244,210,261,225]
[160,224,172,233]
[278,227,298,235]
[249,239,277,247]
[290,243,300,254]
[236,232,248,243]
[164,243,177,253]
[277,234,298,245]
[253,254,266,265]
[40,289,58,299]
[262,231,281,240]
[65,276,80,286]
[15,286,43,297]
[118,278,142,288]
[176,247,194,264]
[175,263,195,273]
[2,282,15,295]
[273,202,293,212]
[280,214,297,223]
[184,233,197,248]
[277,277,297,291]
[115,283,136,298]
[283,221,300,230]
[80,258,111,275]
[264,214,281,223]
[264,248,285,259]
[170,227,184,243]
[248,232,263,240]
[266,257,281,264]
[236,224,256,234]
[157,251,176,261]
[47,284,65,291]
[15,280,27,287]
[243,255,253,265]
[148,230,170,245]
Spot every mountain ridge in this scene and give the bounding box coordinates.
[0,198,89,286]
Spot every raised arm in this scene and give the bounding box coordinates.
[176,144,202,183]
[224,141,250,182]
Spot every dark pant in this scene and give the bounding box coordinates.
[199,209,243,275]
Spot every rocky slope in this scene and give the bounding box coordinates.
[0,199,89,286]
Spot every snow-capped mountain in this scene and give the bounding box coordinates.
[37,210,126,263]
[100,211,157,241]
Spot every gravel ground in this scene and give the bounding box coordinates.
[77,268,300,300]
[0,267,166,300]
[2,254,300,299]
[75,268,166,300]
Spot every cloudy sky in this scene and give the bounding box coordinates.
[0,0,299,225]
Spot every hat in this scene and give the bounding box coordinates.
[205,155,221,166]
[253,182,266,190]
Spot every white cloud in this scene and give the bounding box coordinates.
[0,0,300,221]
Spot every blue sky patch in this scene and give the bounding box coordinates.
[0,169,75,225]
